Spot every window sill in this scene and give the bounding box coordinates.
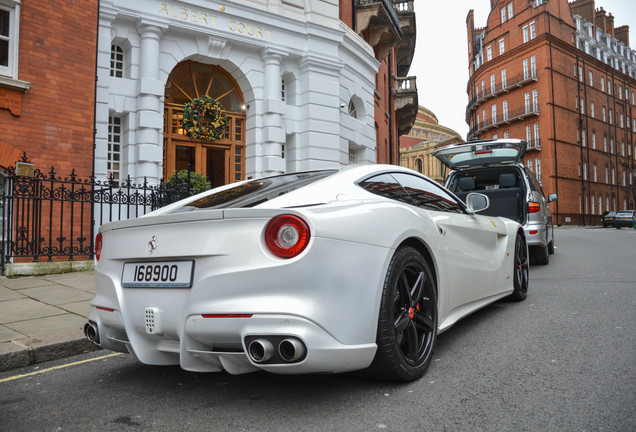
[0,76,31,92]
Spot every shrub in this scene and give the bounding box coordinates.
[166,169,211,195]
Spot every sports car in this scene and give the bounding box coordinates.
[86,164,529,382]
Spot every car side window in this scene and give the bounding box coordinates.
[358,173,413,204]
[391,173,464,213]
[526,170,544,196]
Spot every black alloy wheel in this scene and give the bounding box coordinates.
[368,246,437,382]
[509,232,529,301]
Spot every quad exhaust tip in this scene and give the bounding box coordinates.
[278,338,306,362]
[84,321,100,344]
[246,336,307,364]
[248,338,275,363]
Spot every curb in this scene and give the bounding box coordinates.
[0,329,101,373]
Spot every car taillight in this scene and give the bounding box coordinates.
[265,215,310,259]
[528,202,540,213]
[95,233,103,261]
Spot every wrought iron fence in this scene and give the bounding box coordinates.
[0,154,193,270]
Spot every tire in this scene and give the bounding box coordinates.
[548,240,555,255]
[533,244,549,265]
[368,246,437,382]
[508,233,529,301]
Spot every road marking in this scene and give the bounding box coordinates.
[0,353,122,383]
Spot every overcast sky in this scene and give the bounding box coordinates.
[411,0,636,140]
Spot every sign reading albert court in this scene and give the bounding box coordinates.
[158,3,272,40]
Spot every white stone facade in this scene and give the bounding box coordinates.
[95,0,379,184]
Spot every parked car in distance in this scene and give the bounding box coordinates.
[432,139,556,265]
[613,210,635,229]
[601,211,617,228]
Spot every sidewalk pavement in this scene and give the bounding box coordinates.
[0,270,100,372]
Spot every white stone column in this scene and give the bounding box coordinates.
[135,20,167,184]
[261,48,287,176]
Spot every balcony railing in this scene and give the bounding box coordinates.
[393,76,418,136]
[469,107,540,138]
[392,0,416,76]
[466,70,538,119]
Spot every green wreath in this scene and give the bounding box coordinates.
[182,96,228,141]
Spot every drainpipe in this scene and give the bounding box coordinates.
[548,36,559,224]
[91,0,101,258]
[388,51,394,165]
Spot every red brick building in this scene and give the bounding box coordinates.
[466,0,635,225]
[0,0,98,177]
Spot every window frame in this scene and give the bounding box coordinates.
[0,1,21,81]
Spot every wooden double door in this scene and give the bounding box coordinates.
[163,61,245,187]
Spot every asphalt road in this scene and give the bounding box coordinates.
[1,228,634,432]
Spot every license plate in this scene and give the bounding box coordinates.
[121,261,194,288]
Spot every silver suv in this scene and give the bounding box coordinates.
[432,139,557,265]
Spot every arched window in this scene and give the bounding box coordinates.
[415,158,423,173]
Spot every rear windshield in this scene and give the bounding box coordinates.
[166,170,337,212]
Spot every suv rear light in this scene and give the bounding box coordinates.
[265,215,310,259]
[95,233,103,261]
[528,202,540,213]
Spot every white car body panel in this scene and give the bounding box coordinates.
[88,165,523,375]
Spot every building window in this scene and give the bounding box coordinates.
[0,3,20,79]
[501,68,507,88]
[281,78,286,101]
[491,104,497,124]
[605,166,609,183]
[532,89,538,112]
[601,76,605,92]
[481,80,485,97]
[348,100,357,118]
[593,163,597,182]
[588,70,593,86]
[603,135,607,152]
[486,45,492,61]
[534,123,540,147]
[609,109,613,124]
[504,131,509,138]
[523,59,529,80]
[490,74,496,93]
[592,132,596,149]
[524,92,531,113]
[499,39,505,55]
[482,109,486,127]
[110,45,124,78]
[590,102,594,118]
[582,162,587,180]
[527,158,533,172]
[529,22,536,39]
[523,25,529,43]
[415,158,423,173]
[536,158,541,182]
[531,55,537,77]
[610,137,614,153]
[108,116,122,182]
[501,7,507,23]
[508,3,514,19]
[602,106,606,122]
[503,100,508,121]
[580,97,585,114]
[348,146,358,164]
[578,65,583,82]
[526,125,532,143]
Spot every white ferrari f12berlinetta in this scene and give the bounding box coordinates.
[86,164,529,381]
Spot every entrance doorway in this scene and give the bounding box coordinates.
[163,61,245,187]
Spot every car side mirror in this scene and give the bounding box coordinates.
[548,193,557,202]
[466,193,490,213]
